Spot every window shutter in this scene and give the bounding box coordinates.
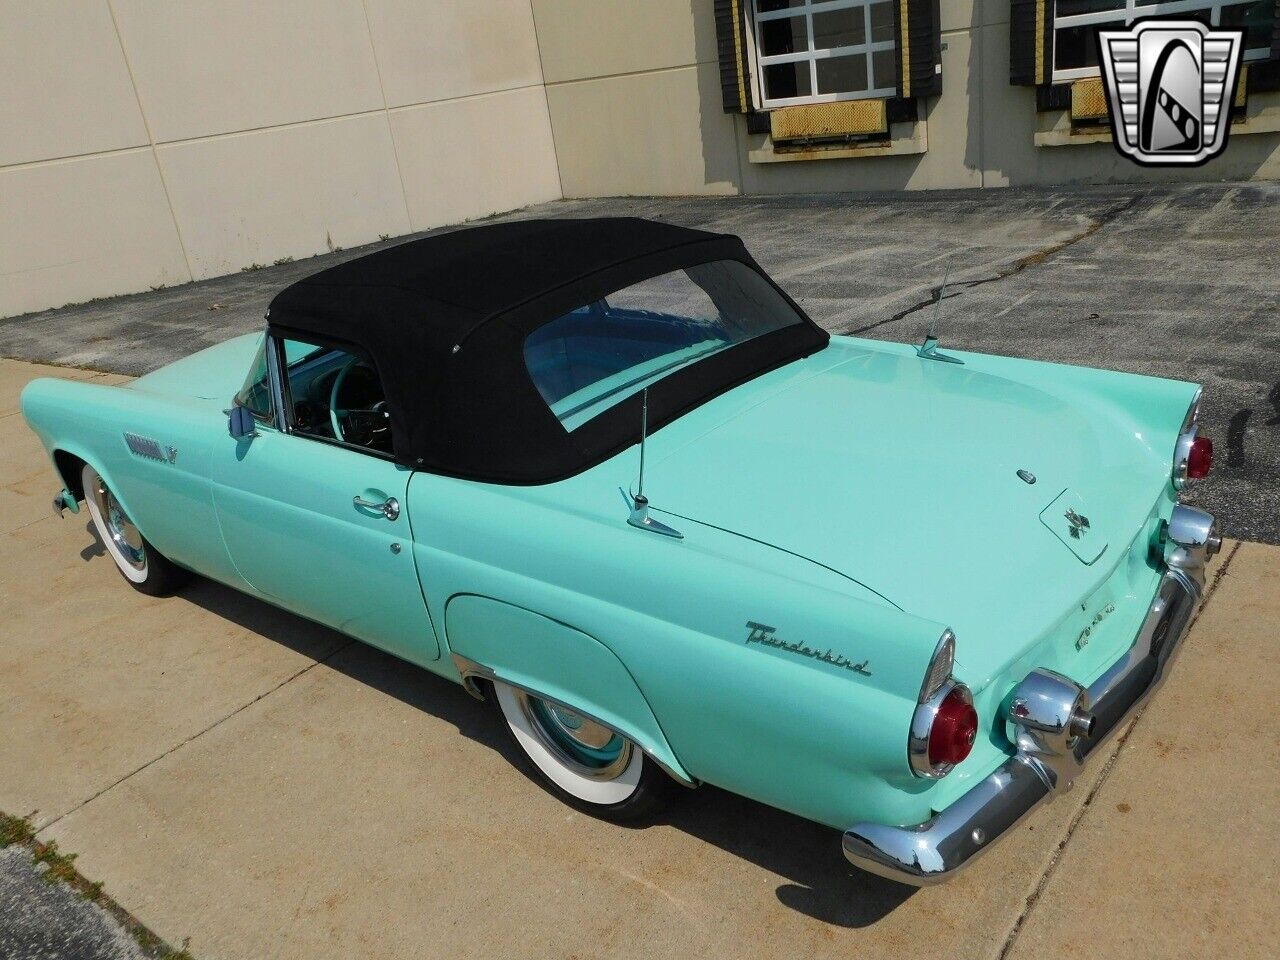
[1251,1,1280,91]
[1010,0,1047,86]
[897,0,942,99]
[1272,0,1280,61]
[715,0,752,113]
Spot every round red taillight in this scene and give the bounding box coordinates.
[928,688,978,767]
[1187,435,1213,479]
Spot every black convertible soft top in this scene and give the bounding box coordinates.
[267,217,828,483]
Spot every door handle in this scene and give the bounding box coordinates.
[354,495,400,521]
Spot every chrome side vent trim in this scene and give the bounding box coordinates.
[124,432,176,463]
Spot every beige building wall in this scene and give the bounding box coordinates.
[538,0,1280,197]
[0,0,561,319]
[5,2,1278,319]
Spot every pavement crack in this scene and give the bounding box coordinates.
[996,539,1239,960]
[36,638,357,834]
[842,195,1143,337]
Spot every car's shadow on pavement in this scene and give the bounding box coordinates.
[119,555,915,929]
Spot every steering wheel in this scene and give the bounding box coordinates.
[329,355,390,447]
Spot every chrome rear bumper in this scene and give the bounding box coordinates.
[843,505,1219,886]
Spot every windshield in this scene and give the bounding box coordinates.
[523,260,805,431]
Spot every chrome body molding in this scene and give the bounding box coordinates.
[450,653,698,788]
[1172,389,1202,489]
[842,507,1217,886]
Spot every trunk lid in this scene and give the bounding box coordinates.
[644,343,1168,688]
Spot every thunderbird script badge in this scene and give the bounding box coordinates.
[745,621,871,675]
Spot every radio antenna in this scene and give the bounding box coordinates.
[627,388,683,539]
[637,387,649,503]
[917,256,964,365]
[928,259,950,342]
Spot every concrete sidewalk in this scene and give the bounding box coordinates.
[1,357,1275,959]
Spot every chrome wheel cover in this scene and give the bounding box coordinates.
[515,691,634,781]
[88,472,146,572]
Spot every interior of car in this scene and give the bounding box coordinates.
[282,340,394,455]
[235,337,394,456]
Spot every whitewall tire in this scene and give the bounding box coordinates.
[81,464,190,596]
[489,680,682,822]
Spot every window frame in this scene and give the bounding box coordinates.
[750,0,900,109]
[1051,0,1274,84]
[233,338,279,427]
[260,331,399,463]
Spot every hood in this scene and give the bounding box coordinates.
[129,333,262,402]
[645,343,1171,676]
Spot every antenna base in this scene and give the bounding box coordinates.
[628,495,684,539]
[917,335,965,365]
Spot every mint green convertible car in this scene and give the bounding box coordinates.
[21,218,1220,885]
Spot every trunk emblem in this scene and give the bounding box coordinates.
[1065,508,1092,538]
[1076,601,1116,650]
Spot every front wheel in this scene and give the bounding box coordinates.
[81,464,191,596]
[489,681,682,823]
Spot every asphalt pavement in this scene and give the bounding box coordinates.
[2,182,1275,541]
[0,847,145,960]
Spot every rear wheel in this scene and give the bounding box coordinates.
[81,464,190,596]
[489,680,682,822]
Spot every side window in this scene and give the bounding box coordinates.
[279,337,394,456]
[234,339,274,422]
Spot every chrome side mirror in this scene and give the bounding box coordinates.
[227,404,258,439]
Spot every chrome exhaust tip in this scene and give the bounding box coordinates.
[1069,709,1096,740]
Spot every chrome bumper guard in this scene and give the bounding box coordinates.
[843,506,1220,886]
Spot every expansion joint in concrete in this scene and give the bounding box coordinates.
[34,638,357,835]
[995,539,1241,960]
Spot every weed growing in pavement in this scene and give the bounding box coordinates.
[1,809,195,957]
[0,811,35,846]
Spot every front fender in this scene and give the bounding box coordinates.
[20,376,240,586]
[443,594,695,785]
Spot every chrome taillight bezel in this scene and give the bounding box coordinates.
[1172,390,1202,489]
[909,630,971,779]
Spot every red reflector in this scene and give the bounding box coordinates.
[1187,435,1213,479]
[928,689,978,767]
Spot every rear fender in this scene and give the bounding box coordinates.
[444,594,695,786]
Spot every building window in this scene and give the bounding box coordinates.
[752,0,900,108]
[1052,1,1276,83]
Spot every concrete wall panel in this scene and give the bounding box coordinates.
[0,1,148,166]
[547,62,739,197]
[109,0,384,143]
[532,0,718,83]
[392,85,561,230]
[156,114,411,279]
[366,0,544,107]
[0,151,190,318]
